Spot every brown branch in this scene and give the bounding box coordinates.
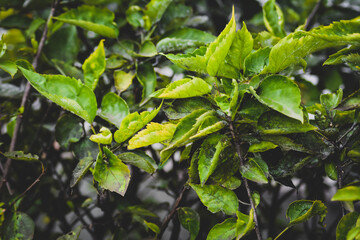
[227,116,262,240]
[305,0,323,31]
[0,0,61,193]
[157,186,188,240]
[8,161,45,208]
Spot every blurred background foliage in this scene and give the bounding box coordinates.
[0,0,359,239]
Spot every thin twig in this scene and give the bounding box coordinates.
[227,116,262,240]
[0,0,61,193]
[8,161,45,208]
[157,186,188,240]
[305,0,323,31]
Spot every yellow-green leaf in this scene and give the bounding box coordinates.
[90,127,112,145]
[128,122,177,149]
[82,39,106,90]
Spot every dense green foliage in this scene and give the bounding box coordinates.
[0,0,360,239]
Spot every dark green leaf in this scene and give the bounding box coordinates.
[190,183,238,215]
[178,207,200,240]
[137,62,156,104]
[336,89,360,111]
[3,212,35,240]
[1,151,39,161]
[56,225,82,240]
[45,25,80,64]
[257,111,317,134]
[198,134,227,186]
[163,97,213,120]
[156,28,215,53]
[53,5,119,38]
[240,157,268,184]
[55,114,83,149]
[143,0,172,28]
[99,92,129,127]
[336,212,360,240]
[118,151,157,174]
[286,200,327,226]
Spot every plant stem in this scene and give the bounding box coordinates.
[0,0,61,193]
[227,116,262,240]
[157,186,188,240]
[274,226,291,240]
[305,0,323,31]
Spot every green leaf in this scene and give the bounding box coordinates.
[347,226,360,240]
[163,97,213,120]
[118,151,157,174]
[325,162,338,181]
[189,183,239,215]
[0,59,17,77]
[144,220,160,234]
[71,138,98,187]
[3,212,35,240]
[137,62,156,104]
[240,157,268,184]
[286,200,327,226]
[263,0,286,38]
[165,46,207,75]
[90,127,112,145]
[250,75,303,122]
[236,210,255,239]
[128,122,176,149]
[157,28,215,52]
[221,176,242,190]
[45,25,80,64]
[160,110,214,164]
[53,5,119,38]
[83,39,106,90]
[332,186,360,202]
[143,0,172,28]
[336,89,360,111]
[320,88,343,111]
[178,207,200,240]
[126,5,144,28]
[248,141,278,153]
[337,212,360,240]
[190,117,226,140]
[1,151,39,161]
[114,103,162,144]
[93,147,131,196]
[138,41,157,57]
[238,98,269,121]
[56,225,82,240]
[0,35,6,58]
[19,67,97,123]
[205,7,236,76]
[257,111,317,134]
[99,92,129,127]
[198,134,227,186]
[52,59,83,80]
[206,218,237,240]
[244,47,271,76]
[264,19,360,73]
[226,22,253,70]
[324,46,360,66]
[114,70,135,93]
[55,114,83,149]
[152,77,212,99]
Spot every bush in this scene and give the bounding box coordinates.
[0,0,360,239]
